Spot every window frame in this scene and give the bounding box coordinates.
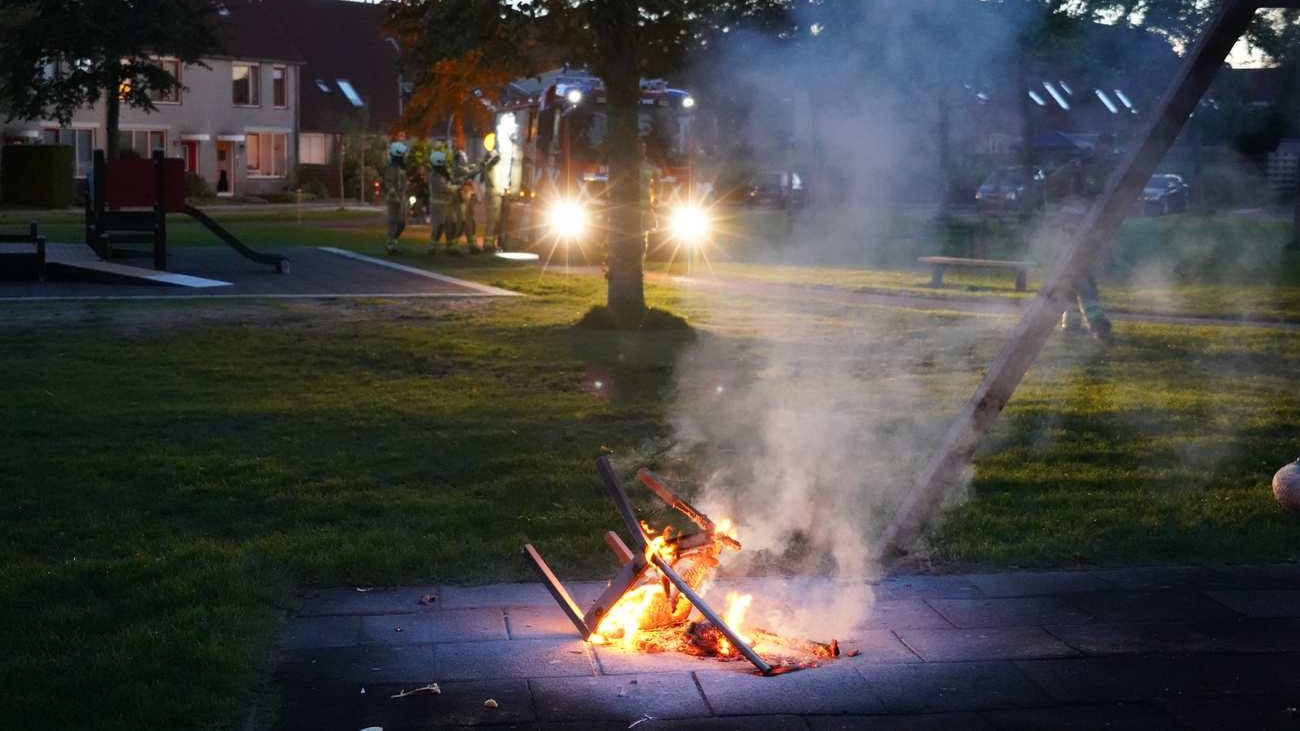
[149,58,182,104]
[43,126,96,178]
[246,131,289,178]
[232,62,260,107]
[271,65,287,108]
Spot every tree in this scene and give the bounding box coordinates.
[388,0,793,326]
[0,0,222,160]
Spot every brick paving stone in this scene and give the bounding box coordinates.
[804,712,992,730]
[438,581,607,609]
[280,615,362,651]
[1012,655,1300,704]
[1198,564,1300,590]
[696,664,886,716]
[1206,590,1300,619]
[980,702,1182,730]
[835,630,923,663]
[297,586,440,616]
[1042,622,1222,655]
[1061,591,1241,624]
[894,627,1078,662]
[277,680,383,731]
[1090,567,1204,591]
[436,638,595,681]
[1196,617,1300,652]
[855,600,954,630]
[855,661,1051,713]
[504,605,586,640]
[927,597,1093,629]
[593,646,754,676]
[1157,694,1300,731]
[360,608,507,645]
[377,679,534,729]
[873,576,983,601]
[644,715,809,730]
[965,572,1111,598]
[530,673,709,722]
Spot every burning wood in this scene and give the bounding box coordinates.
[523,457,846,676]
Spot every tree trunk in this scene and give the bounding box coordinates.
[594,0,645,325]
[105,74,121,160]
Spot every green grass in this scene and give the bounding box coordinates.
[3,207,1300,729]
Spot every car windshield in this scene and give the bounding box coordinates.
[1148,175,1178,189]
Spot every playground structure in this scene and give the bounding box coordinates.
[85,150,289,274]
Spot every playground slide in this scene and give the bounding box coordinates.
[182,205,290,274]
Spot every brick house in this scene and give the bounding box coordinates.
[2,2,304,197]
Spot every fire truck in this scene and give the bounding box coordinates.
[489,69,709,254]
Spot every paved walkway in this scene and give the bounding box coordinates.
[0,246,518,301]
[275,565,1300,730]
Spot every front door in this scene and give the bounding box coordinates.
[216,141,234,196]
[181,141,198,174]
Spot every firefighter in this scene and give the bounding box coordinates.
[450,149,482,253]
[1061,273,1113,341]
[382,137,409,254]
[479,133,502,250]
[426,149,454,254]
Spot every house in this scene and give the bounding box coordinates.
[1,0,407,199]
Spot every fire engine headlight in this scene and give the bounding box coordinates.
[546,199,589,240]
[668,205,710,245]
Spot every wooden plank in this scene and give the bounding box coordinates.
[880,0,1260,557]
[582,555,651,633]
[603,530,635,566]
[523,544,591,637]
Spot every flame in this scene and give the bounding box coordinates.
[716,590,753,656]
[590,583,665,648]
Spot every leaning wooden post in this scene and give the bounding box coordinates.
[879,0,1264,556]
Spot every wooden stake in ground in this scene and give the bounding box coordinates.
[879,0,1279,556]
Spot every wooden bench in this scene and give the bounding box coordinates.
[919,256,1028,292]
[0,221,46,281]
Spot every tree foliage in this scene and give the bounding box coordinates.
[0,0,222,159]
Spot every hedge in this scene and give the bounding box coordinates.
[1,144,75,208]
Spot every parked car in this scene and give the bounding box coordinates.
[975,166,1045,218]
[1141,173,1189,215]
[744,170,807,209]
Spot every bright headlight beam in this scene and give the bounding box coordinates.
[681,96,695,109]
[566,88,583,105]
[669,205,710,245]
[546,199,589,240]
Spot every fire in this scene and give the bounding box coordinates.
[716,591,753,656]
[589,583,665,648]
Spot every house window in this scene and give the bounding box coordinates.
[149,58,182,103]
[272,66,287,108]
[336,79,364,108]
[232,63,259,106]
[246,131,289,177]
[119,129,166,158]
[43,127,95,178]
[299,133,328,164]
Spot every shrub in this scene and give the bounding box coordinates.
[1,144,74,208]
[184,171,215,202]
[300,177,329,199]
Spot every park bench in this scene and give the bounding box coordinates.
[918,255,1028,292]
[0,221,46,281]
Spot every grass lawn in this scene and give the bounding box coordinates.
[3,209,1300,729]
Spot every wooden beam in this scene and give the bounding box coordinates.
[879,0,1261,556]
[603,530,635,566]
[523,544,591,637]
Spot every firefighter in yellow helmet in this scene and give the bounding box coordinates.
[426,148,453,254]
[382,134,409,254]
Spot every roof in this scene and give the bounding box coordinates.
[218,0,401,133]
[213,1,305,65]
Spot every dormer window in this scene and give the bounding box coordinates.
[336,79,364,108]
